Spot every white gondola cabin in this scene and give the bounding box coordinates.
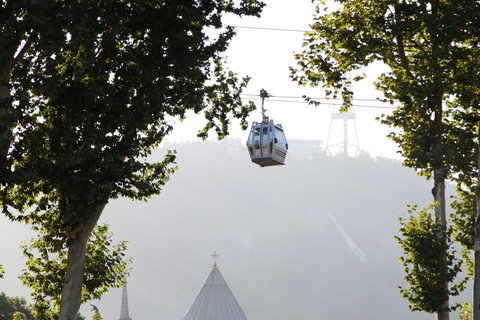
[246,89,288,167]
[247,119,288,166]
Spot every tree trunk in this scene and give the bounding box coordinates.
[0,70,12,185]
[433,174,449,320]
[0,70,11,159]
[432,100,449,320]
[474,121,480,320]
[58,203,106,320]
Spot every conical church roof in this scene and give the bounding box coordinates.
[183,255,248,320]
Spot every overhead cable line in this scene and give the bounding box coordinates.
[227,27,397,109]
[242,97,397,109]
[229,25,307,33]
[242,93,394,103]
[240,94,398,109]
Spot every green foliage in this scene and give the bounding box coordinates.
[449,186,476,280]
[458,301,472,320]
[91,312,102,320]
[0,292,35,320]
[90,304,102,320]
[19,223,130,319]
[451,188,476,250]
[2,0,266,224]
[396,204,467,313]
[0,264,4,279]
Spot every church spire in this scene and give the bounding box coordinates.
[118,283,132,320]
[183,252,248,320]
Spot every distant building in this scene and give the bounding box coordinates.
[118,284,132,320]
[183,252,248,320]
[287,139,325,159]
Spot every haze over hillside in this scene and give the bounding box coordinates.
[1,139,465,320]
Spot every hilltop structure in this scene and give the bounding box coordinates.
[325,73,361,157]
[183,252,248,320]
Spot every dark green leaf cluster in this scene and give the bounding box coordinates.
[2,0,265,218]
[0,292,35,320]
[396,205,467,313]
[449,184,477,279]
[451,189,476,253]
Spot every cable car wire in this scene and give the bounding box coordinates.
[226,26,398,110]
[244,98,396,109]
[241,93,395,103]
[240,94,398,109]
[229,25,307,33]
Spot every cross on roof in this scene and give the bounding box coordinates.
[211,251,219,267]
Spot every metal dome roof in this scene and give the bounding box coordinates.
[183,259,248,320]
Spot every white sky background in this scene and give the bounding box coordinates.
[166,0,402,160]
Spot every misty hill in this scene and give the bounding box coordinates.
[1,139,463,320]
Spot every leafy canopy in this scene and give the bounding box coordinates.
[4,0,264,223]
[0,292,36,320]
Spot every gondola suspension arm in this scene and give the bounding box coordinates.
[260,88,270,123]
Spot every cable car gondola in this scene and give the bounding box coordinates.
[246,89,288,167]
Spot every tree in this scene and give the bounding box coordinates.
[290,0,480,319]
[19,223,131,320]
[0,291,85,320]
[0,292,35,320]
[0,1,265,319]
[396,204,466,313]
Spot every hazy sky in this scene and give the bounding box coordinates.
[166,0,402,159]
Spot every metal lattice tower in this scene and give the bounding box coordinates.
[325,73,360,157]
[118,284,132,320]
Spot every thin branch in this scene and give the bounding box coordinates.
[10,31,36,72]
